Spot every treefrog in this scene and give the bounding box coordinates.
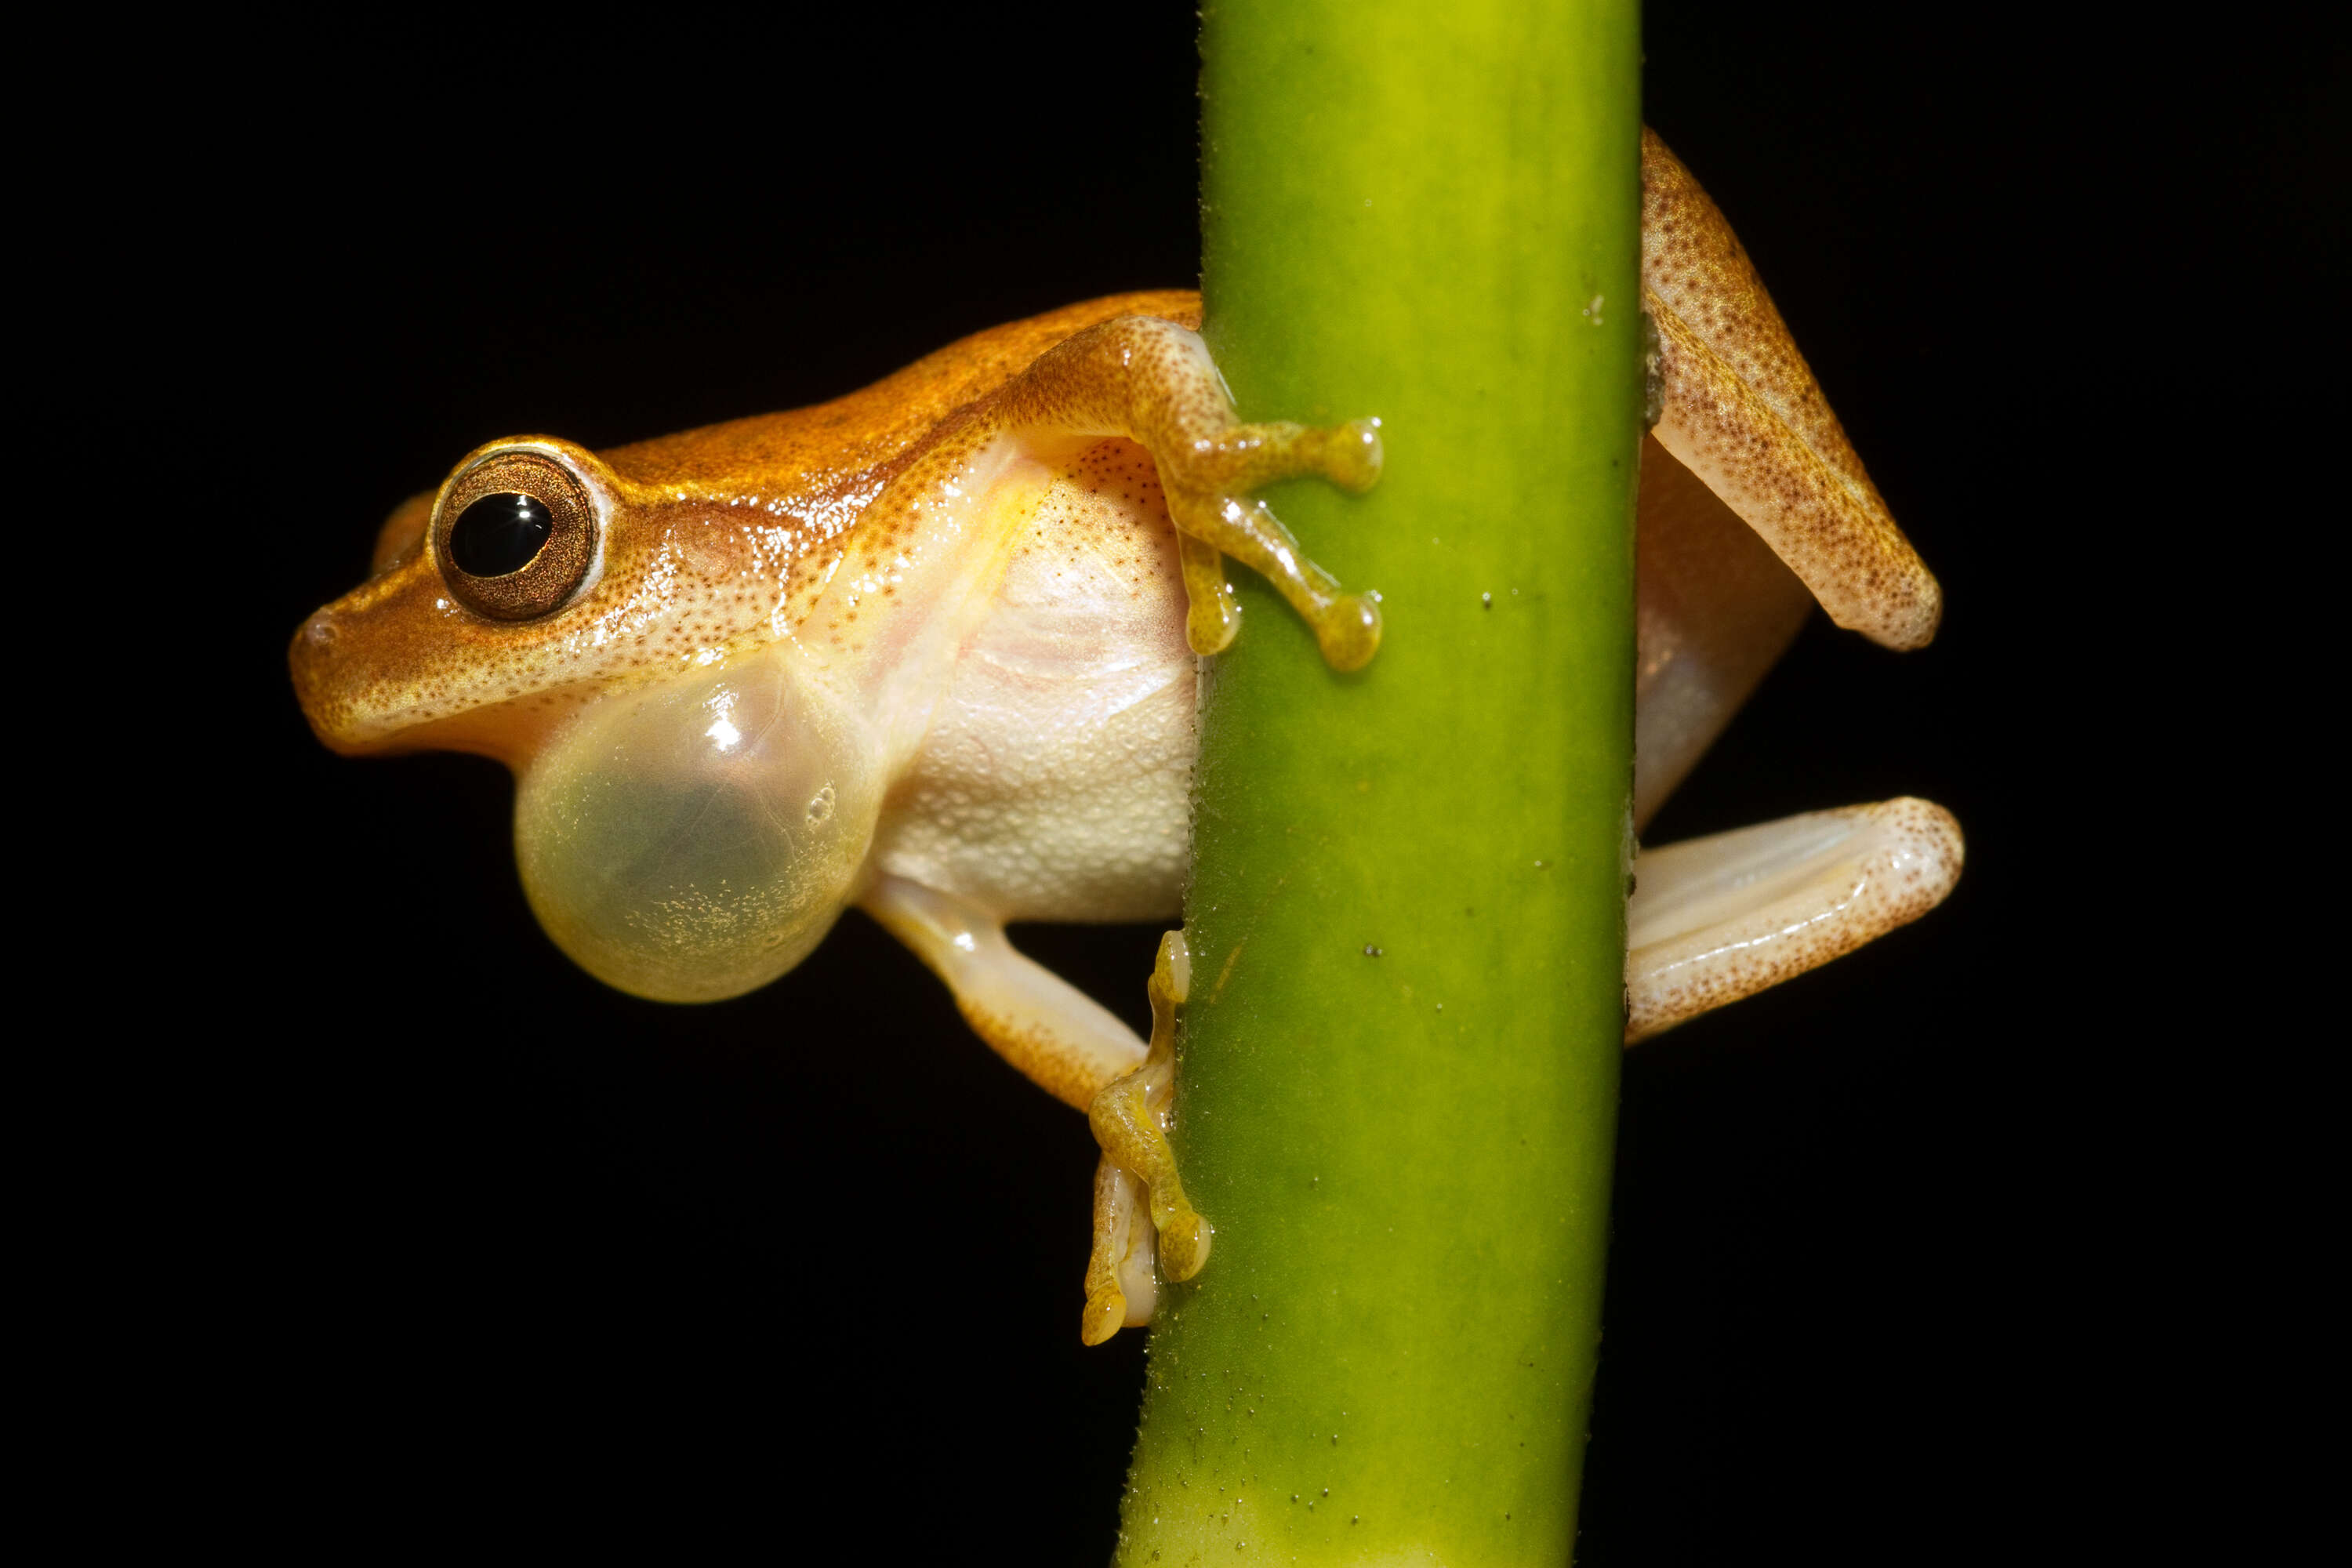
[291,132,1961,1343]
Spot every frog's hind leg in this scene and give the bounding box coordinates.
[1631,135,1962,1033]
[1626,798,1963,1043]
[994,314,1386,670]
[1632,428,1817,830]
[1641,129,1940,652]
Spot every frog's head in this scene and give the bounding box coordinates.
[291,435,884,1003]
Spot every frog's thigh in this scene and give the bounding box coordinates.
[862,876,1145,1109]
[1626,798,1964,1043]
[1640,130,1940,651]
[994,314,1385,670]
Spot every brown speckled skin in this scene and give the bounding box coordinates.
[1642,129,1940,649]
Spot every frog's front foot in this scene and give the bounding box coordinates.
[1081,929,1209,1345]
[1007,315,1385,671]
[1159,415,1386,670]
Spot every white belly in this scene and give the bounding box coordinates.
[868,441,1196,923]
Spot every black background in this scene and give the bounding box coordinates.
[104,2,2329,1559]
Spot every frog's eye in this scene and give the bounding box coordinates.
[432,451,597,620]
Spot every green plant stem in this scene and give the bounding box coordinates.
[1112,5,1641,1563]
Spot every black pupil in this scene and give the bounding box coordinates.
[450,492,554,576]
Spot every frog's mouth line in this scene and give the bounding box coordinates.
[289,590,610,766]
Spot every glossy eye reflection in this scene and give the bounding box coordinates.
[430,448,597,621]
[449,492,554,577]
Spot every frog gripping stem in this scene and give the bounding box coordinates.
[1000,314,1385,670]
[1081,931,1207,1344]
[1174,532,1242,657]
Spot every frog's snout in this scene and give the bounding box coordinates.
[288,591,426,756]
[289,543,489,755]
[288,608,350,745]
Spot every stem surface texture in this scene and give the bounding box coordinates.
[1116,5,1640,1563]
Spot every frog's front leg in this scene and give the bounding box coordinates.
[861,877,1146,1111]
[993,314,1386,670]
[862,877,1204,1343]
[1081,931,1206,1344]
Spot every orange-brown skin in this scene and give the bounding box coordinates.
[291,292,1204,766]
[1641,129,1938,650]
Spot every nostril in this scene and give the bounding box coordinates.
[289,613,342,707]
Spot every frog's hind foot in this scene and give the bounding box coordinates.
[1081,929,1210,1345]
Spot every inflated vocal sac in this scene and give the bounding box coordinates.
[514,651,884,1004]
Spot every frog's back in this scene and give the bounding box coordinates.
[597,290,1203,495]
